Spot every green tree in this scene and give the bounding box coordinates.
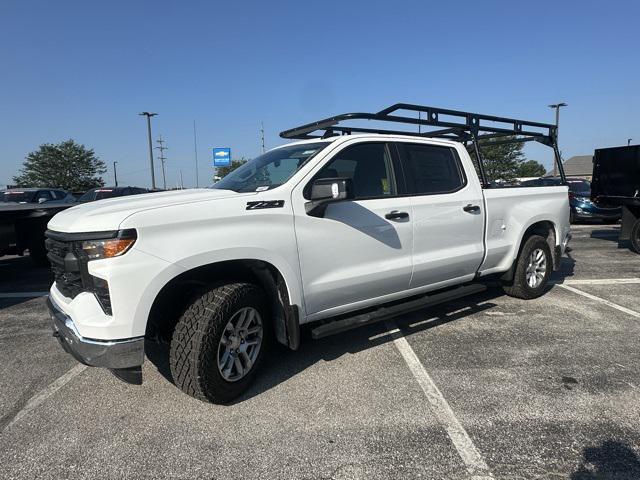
[474,136,525,183]
[517,160,546,178]
[215,159,246,179]
[13,139,106,191]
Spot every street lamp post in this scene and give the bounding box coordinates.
[628,138,632,146]
[548,103,567,177]
[139,112,158,189]
[113,161,118,187]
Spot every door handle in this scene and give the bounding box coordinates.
[385,210,409,220]
[463,204,481,213]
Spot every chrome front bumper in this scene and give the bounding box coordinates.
[48,296,144,372]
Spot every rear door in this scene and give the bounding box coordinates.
[292,141,414,319]
[396,141,485,289]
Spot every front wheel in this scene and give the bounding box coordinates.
[170,283,269,404]
[503,235,552,299]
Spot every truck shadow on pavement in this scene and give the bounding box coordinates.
[146,287,506,403]
[551,251,577,283]
[571,440,640,479]
[589,227,633,250]
[0,255,52,309]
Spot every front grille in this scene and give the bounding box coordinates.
[45,235,84,299]
[45,230,115,315]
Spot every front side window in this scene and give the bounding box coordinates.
[212,142,329,193]
[36,190,53,202]
[399,143,465,195]
[312,143,396,199]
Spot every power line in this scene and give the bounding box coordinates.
[193,120,199,187]
[155,134,168,190]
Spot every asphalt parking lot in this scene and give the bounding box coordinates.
[1,223,639,480]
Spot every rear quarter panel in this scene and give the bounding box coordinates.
[480,186,570,275]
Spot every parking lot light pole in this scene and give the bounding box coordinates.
[113,161,118,187]
[548,103,567,177]
[139,112,158,189]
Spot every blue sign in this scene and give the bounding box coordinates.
[213,147,231,167]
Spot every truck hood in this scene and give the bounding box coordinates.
[48,188,246,233]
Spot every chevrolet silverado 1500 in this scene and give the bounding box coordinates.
[46,104,571,403]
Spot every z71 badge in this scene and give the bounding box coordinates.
[246,200,285,210]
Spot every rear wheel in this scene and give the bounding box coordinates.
[170,283,269,404]
[503,235,552,299]
[631,219,640,254]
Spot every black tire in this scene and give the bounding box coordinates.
[631,219,640,254]
[603,218,619,225]
[502,235,552,300]
[569,209,576,224]
[170,283,270,404]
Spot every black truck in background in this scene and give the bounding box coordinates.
[0,203,74,265]
[591,145,640,253]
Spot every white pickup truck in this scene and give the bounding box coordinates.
[46,104,571,403]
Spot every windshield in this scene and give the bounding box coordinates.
[212,142,329,193]
[0,191,37,203]
[78,188,123,202]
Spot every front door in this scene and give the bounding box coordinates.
[292,141,414,319]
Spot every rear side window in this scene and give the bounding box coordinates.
[399,143,465,195]
[312,143,396,199]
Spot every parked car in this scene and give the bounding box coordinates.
[0,188,76,204]
[521,177,621,223]
[45,103,571,403]
[77,186,149,203]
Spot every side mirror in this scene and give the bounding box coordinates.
[306,177,353,217]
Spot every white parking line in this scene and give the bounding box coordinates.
[558,278,640,285]
[2,364,87,433]
[385,320,494,480]
[557,284,640,320]
[0,291,48,298]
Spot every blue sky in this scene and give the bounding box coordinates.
[1,0,638,188]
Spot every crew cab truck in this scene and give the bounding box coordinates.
[591,144,640,252]
[46,104,570,403]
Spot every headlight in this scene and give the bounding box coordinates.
[81,230,136,260]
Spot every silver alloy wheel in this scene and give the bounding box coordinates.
[525,248,547,288]
[217,307,263,382]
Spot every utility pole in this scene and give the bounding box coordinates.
[628,138,632,146]
[139,112,158,189]
[155,135,168,190]
[548,103,567,176]
[193,120,199,187]
[260,121,265,153]
[113,161,118,187]
[180,170,184,189]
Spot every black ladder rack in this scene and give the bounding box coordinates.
[279,103,566,186]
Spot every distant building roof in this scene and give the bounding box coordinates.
[563,155,593,176]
